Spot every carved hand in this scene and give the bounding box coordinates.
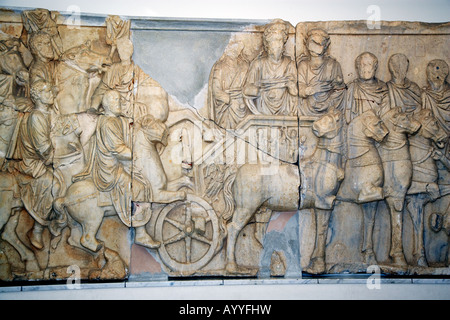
[305,81,333,96]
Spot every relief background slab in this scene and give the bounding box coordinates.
[0,7,448,283]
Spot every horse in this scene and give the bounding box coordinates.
[336,109,389,265]
[0,82,100,274]
[0,105,40,272]
[55,41,112,115]
[377,107,421,266]
[53,115,193,253]
[405,109,448,267]
[300,110,345,274]
[225,110,351,274]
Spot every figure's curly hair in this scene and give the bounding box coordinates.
[355,51,378,72]
[28,31,52,55]
[305,28,331,52]
[30,80,50,104]
[263,19,290,51]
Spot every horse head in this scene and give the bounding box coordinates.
[413,109,447,148]
[60,41,112,73]
[312,110,343,140]
[0,39,29,87]
[382,107,421,135]
[360,110,389,143]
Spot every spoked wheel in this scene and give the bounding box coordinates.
[155,194,220,275]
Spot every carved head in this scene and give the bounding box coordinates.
[362,110,388,143]
[414,109,447,148]
[426,59,449,90]
[355,52,378,81]
[306,28,330,57]
[388,53,409,82]
[383,107,421,135]
[102,90,122,117]
[30,80,54,106]
[116,37,134,62]
[61,41,112,72]
[224,38,244,60]
[263,19,290,61]
[29,31,54,60]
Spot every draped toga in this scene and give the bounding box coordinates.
[244,54,298,116]
[422,82,450,196]
[73,114,149,227]
[208,55,250,129]
[297,56,345,117]
[345,78,390,123]
[422,82,450,134]
[7,109,59,226]
[387,78,422,114]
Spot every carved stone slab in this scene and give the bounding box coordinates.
[0,7,448,283]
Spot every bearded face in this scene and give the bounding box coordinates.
[266,37,284,61]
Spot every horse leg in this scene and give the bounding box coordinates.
[2,208,40,272]
[64,199,105,253]
[406,194,429,267]
[78,206,105,253]
[28,222,45,250]
[386,197,408,267]
[361,201,378,265]
[225,206,258,274]
[305,208,332,274]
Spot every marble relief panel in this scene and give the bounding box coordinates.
[0,7,448,283]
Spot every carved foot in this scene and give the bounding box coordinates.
[363,249,378,266]
[25,258,40,272]
[303,257,326,274]
[29,229,44,250]
[415,255,429,268]
[135,227,160,249]
[80,234,103,252]
[391,253,408,267]
[225,261,257,275]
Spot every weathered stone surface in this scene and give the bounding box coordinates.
[0,7,448,284]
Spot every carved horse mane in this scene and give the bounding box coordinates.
[407,108,447,198]
[300,110,345,210]
[346,109,387,166]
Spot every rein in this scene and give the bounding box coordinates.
[62,60,89,75]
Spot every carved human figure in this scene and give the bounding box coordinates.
[421,60,450,264]
[105,15,131,58]
[425,60,450,189]
[0,38,32,112]
[22,8,63,57]
[73,89,159,249]
[343,52,391,265]
[297,28,345,117]
[406,109,448,267]
[387,53,422,114]
[422,59,450,178]
[91,37,163,120]
[28,31,57,99]
[208,39,250,129]
[243,19,298,116]
[5,80,62,249]
[345,52,390,123]
[377,107,421,267]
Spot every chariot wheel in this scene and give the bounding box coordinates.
[155,194,220,274]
